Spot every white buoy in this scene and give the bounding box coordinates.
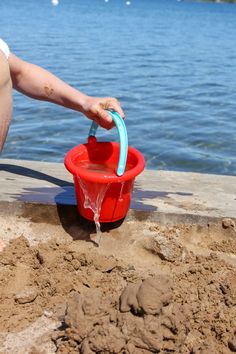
[51,0,59,6]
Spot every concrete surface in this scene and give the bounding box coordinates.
[0,158,235,223]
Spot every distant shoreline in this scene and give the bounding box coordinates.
[180,0,236,3]
[198,0,236,3]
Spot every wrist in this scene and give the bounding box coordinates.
[78,94,94,116]
[73,92,90,113]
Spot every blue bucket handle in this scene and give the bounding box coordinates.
[88,110,128,176]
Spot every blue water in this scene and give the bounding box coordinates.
[1,0,236,175]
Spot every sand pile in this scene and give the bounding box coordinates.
[0,219,236,353]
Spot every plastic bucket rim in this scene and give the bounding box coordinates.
[64,142,145,183]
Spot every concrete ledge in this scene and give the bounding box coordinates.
[0,158,235,223]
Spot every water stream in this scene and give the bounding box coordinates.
[78,176,111,245]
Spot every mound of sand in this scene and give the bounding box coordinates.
[0,219,236,353]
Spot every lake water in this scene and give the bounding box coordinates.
[1,0,236,175]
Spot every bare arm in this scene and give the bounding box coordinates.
[0,52,12,151]
[8,53,124,129]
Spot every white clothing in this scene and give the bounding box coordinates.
[0,38,10,59]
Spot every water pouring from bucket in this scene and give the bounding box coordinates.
[64,110,145,228]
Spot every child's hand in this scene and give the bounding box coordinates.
[81,96,125,129]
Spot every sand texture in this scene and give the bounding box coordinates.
[0,217,236,353]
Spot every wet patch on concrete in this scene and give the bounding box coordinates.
[15,186,76,205]
[131,186,193,211]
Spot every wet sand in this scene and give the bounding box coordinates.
[0,216,236,353]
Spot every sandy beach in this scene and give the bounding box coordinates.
[0,215,236,353]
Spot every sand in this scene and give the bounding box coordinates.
[0,217,236,353]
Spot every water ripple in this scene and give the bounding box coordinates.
[1,0,236,175]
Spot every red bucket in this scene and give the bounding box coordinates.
[64,111,145,223]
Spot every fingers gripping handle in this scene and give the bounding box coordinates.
[88,111,128,176]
